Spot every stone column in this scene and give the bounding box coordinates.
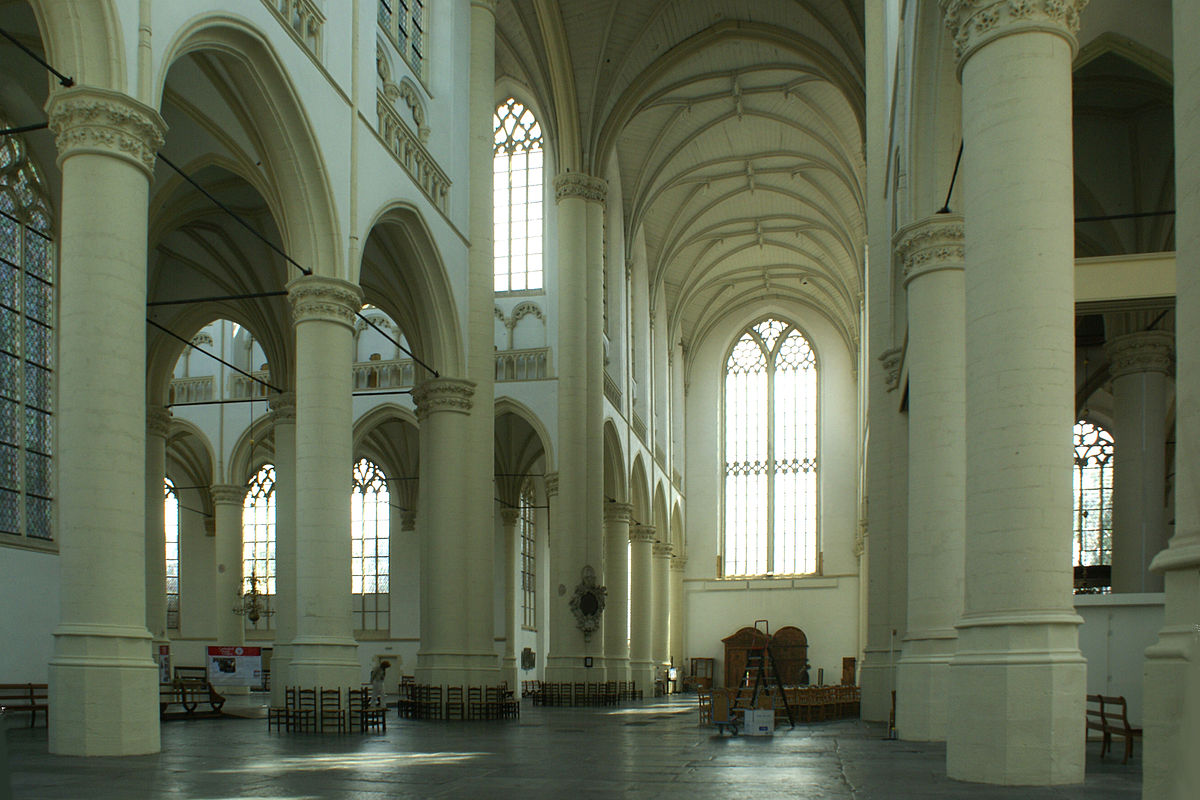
[670,555,686,686]
[145,405,172,645]
[501,508,521,688]
[629,524,656,690]
[45,86,166,756]
[413,378,497,684]
[1105,329,1172,593]
[941,0,1088,784]
[285,275,362,689]
[267,391,295,706]
[210,485,245,649]
[893,215,965,742]
[546,173,609,683]
[652,542,673,690]
[603,502,633,679]
[1143,1,1200,796]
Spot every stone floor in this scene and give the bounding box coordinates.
[3,696,1141,799]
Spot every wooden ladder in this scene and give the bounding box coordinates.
[731,625,796,729]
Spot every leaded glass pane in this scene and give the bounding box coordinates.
[0,213,18,265]
[0,399,16,446]
[351,457,390,631]
[1073,421,1113,591]
[0,308,16,356]
[26,495,50,539]
[0,487,17,534]
[0,442,16,487]
[494,99,544,293]
[25,451,50,497]
[24,319,49,365]
[25,407,50,455]
[242,465,277,630]
[0,261,18,309]
[0,352,17,399]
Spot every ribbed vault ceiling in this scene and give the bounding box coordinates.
[496,0,866,352]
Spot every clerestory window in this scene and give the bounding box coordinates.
[723,318,818,577]
[378,0,426,79]
[494,98,544,293]
[352,457,391,632]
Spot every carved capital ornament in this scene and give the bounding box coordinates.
[411,377,475,420]
[269,391,296,424]
[604,502,634,525]
[146,405,173,439]
[554,172,607,205]
[46,87,167,177]
[894,215,965,286]
[941,0,1089,69]
[210,484,246,507]
[630,524,656,544]
[1105,331,1174,380]
[287,275,363,328]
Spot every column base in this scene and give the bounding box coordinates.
[49,623,160,756]
[603,656,630,683]
[946,613,1085,785]
[895,631,956,741]
[268,647,291,707]
[501,655,518,691]
[629,660,655,695]
[287,636,361,690]
[415,650,500,687]
[859,647,897,722]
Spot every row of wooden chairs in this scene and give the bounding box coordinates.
[268,686,386,734]
[530,681,643,707]
[397,683,518,720]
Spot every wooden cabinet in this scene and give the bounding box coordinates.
[721,625,810,687]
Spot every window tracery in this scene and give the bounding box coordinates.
[520,480,536,630]
[0,117,54,542]
[494,98,544,293]
[352,457,391,631]
[1073,420,1113,592]
[165,477,180,630]
[242,464,277,629]
[723,318,818,577]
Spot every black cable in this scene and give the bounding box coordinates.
[1076,210,1175,223]
[937,141,963,215]
[0,122,48,137]
[147,317,283,394]
[0,27,73,86]
[355,312,439,378]
[147,290,289,307]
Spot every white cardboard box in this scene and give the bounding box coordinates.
[742,709,775,736]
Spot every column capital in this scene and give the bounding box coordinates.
[670,555,688,572]
[210,484,245,507]
[412,377,475,420]
[544,472,559,497]
[604,502,634,524]
[269,391,296,424]
[500,508,521,526]
[554,172,607,206]
[45,86,167,178]
[895,214,965,286]
[1105,330,1174,380]
[286,275,363,328]
[653,542,674,558]
[941,1,1088,69]
[630,524,656,544]
[146,405,172,438]
[401,509,417,531]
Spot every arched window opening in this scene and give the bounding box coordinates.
[242,464,276,629]
[1073,420,1114,594]
[520,480,537,630]
[352,457,390,632]
[723,318,818,577]
[494,98,544,293]
[378,0,426,78]
[165,478,180,631]
[0,118,55,542]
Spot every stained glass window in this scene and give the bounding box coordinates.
[494,98,544,293]
[723,318,817,576]
[520,480,537,630]
[242,464,276,629]
[0,115,54,542]
[1073,420,1113,591]
[165,478,180,630]
[352,457,390,631]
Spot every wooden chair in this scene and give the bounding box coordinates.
[293,687,317,732]
[348,687,386,733]
[467,686,484,719]
[445,686,465,720]
[319,687,345,733]
[1095,695,1143,763]
[267,686,294,731]
[422,685,443,720]
[697,690,713,725]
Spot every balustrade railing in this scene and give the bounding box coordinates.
[603,370,622,407]
[354,358,416,391]
[495,348,550,382]
[262,0,324,58]
[229,371,273,400]
[632,411,647,442]
[377,91,450,213]
[168,376,215,405]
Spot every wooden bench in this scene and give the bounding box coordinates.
[159,683,199,718]
[1087,694,1142,763]
[172,666,226,714]
[0,683,48,728]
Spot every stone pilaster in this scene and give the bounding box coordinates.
[210,485,246,650]
[629,524,656,691]
[942,0,1087,784]
[145,405,172,645]
[1105,330,1173,593]
[1144,3,1200,795]
[669,554,686,679]
[501,507,521,689]
[46,86,166,756]
[286,275,362,690]
[893,215,965,742]
[651,542,673,680]
[266,391,295,706]
[603,502,633,679]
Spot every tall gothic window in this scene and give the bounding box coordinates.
[494,98,544,293]
[723,318,818,577]
[520,480,537,630]
[165,478,180,630]
[1073,420,1113,592]
[242,464,276,629]
[0,119,54,542]
[378,0,426,78]
[352,457,391,631]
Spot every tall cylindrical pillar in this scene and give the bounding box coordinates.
[942,0,1087,784]
[894,215,965,742]
[267,391,295,706]
[210,485,245,649]
[669,555,686,681]
[1105,330,1172,593]
[629,524,656,690]
[145,405,172,645]
[651,542,672,682]
[603,503,633,679]
[46,86,166,756]
[285,275,362,689]
[501,508,521,688]
[1143,1,1200,796]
